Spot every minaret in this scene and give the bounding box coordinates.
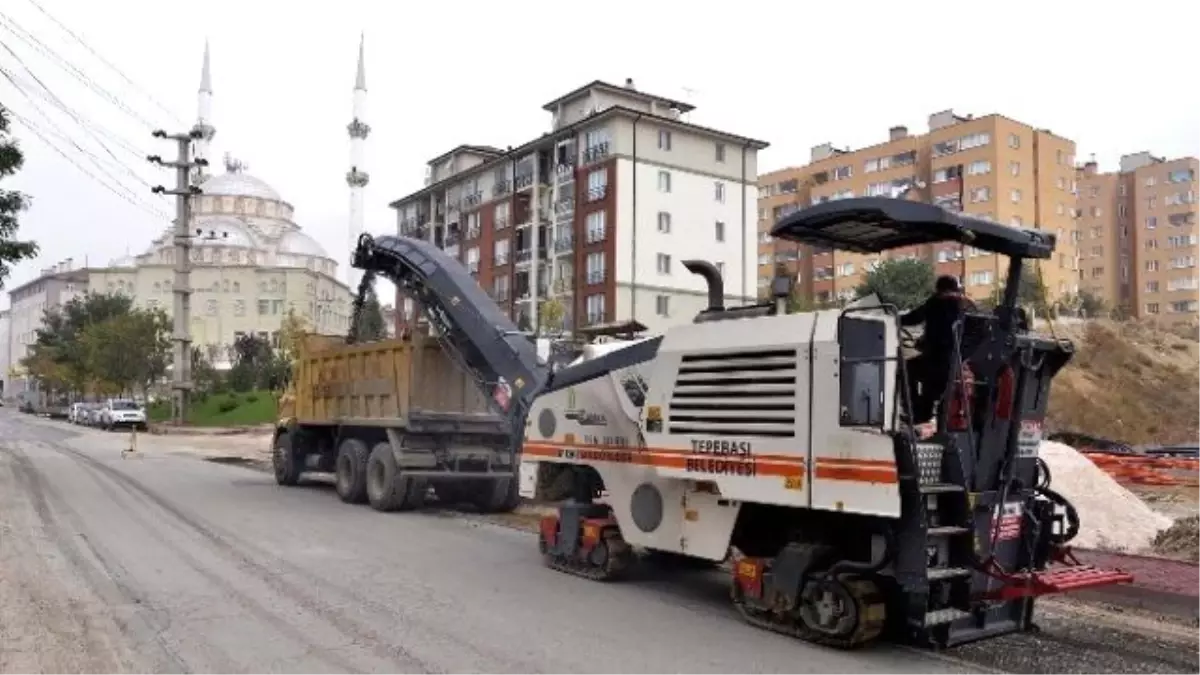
[192,40,216,184]
[345,34,370,291]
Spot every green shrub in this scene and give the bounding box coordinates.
[216,398,240,413]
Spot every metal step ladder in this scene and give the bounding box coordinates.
[914,439,976,627]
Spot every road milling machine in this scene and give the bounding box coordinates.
[330,198,1133,651]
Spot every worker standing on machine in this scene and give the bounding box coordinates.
[900,275,976,424]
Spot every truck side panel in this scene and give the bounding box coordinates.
[293,335,493,424]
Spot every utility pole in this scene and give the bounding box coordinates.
[149,129,205,424]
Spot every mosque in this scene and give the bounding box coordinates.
[86,41,366,368]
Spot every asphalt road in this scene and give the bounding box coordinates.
[1,411,1196,674]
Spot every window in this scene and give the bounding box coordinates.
[1007,133,1021,149]
[1147,196,1157,209]
[657,170,672,193]
[1056,177,1066,190]
[833,165,852,180]
[1118,203,1128,218]
[492,275,509,300]
[656,253,671,274]
[1145,281,1160,293]
[1146,216,1158,229]
[1010,189,1022,203]
[967,160,991,175]
[494,201,510,228]
[1011,216,1024,227]
[233,299,245,316]
[1009,161,1020,176]
[968,270,994,286]
[586,252,606,283]
[1056,202,1065,215]
[1168,169,1195,183]
[1145,303,1160,314]
[715,143,726,162]
[1091,206,1103,217]
[658,130,672,150]
[714,181,726,203]
[1145,260,1160,272]
[969,187,990,203]
[864,156,892,173]
[586,210,607,243]
[715,220,725,242]
[466,246,480,272]
[585,293,606,324]
[657,211,672,233]
[587,169,607,201]
[655,295,670,316]
[258,299,270,315]
[494,238,510,264]
[1145,176,1157,187]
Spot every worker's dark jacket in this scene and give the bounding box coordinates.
[901,292,976,352]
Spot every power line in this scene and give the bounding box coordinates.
[24,0,184,127]
[5,107,171,223]
[0,67,142,157]
[0,11,160,130]
[0,64,145,201]
[0,37,153,189]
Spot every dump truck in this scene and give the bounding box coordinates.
[271,234,547,513]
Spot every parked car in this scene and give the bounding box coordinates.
[68,402,88,424]
[87,406,104,427]
[99,398,148,431]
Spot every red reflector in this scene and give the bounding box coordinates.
[948,364,974,430]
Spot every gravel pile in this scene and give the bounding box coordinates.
[1039,440,1173,552]
[1153,515,1200,561]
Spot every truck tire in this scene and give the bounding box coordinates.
[335,438,369,504]
[473,476,521,514]
[272,429,303,487]
[365,442,426,512]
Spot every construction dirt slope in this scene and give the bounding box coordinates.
[1048,320,1199,446]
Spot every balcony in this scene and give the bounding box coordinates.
[556,162,576,184]
[413,226,429,240]
[516,249,532,264]
[515,173,534,191]
[493,180,512,197]
[494,252,510,266]
[586,185,608,202]
[553,277,574,293]
[585,229,607,245]
[554,235,574,253]
[582,142,610,164]
[495,216,510,230]
[466,225,481,240]
[467,261,479,273]
[554,197,575,215]
[586,270,605,285]
[492,289,510,302]
[462,191,483,208]
[584,312,606,326]
[444,231,461,247]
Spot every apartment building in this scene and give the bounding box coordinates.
[1077,152,1198,319]
[389,79,767,334]
[757,110,1080,305]
[5,260,88,398]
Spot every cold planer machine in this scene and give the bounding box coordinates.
[526,198,1134,649]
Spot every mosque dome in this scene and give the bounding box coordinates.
[200,172,281,201]
[190,216,261,248]
[278,229,328,258]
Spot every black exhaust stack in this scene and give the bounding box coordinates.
[683,259,724,312]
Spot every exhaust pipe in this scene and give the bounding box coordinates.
[683,260,724,312]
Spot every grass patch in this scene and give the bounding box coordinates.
[148,390,278,427]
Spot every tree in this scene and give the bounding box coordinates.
[986,261,1049,316]
[78,308,170,396]
[1075,289,1107,318]
[228,333,273,392]
[537,298,566,334]
[278,309,310,362]
[22,292,136,396]
[351,284,387,341]
[855,258,936,311]
[0,105,39,289]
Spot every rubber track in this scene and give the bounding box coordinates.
[541,530,635,582]
[731,577,887,650]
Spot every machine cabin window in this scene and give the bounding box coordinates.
[838,316,888,428]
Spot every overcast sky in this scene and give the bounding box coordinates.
[1,0,1197,307]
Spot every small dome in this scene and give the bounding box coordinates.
[277,229,328,258]
[190,216,260,248]
[200,172,281,201]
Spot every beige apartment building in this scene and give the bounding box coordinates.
[758,110,1081,306]
[1077,153,1198,319]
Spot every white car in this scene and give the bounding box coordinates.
[100,399,148,431]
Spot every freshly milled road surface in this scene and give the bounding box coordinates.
[0,410,972,674]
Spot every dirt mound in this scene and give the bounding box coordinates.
[1048,320,1199,446]
[1153,516,1200,562]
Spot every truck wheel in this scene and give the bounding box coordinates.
[272,430,303,487]
[474,476,521,514]
[335,438,370,504]
[365,442,426,512]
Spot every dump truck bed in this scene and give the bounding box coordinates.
[290,334,503,430]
